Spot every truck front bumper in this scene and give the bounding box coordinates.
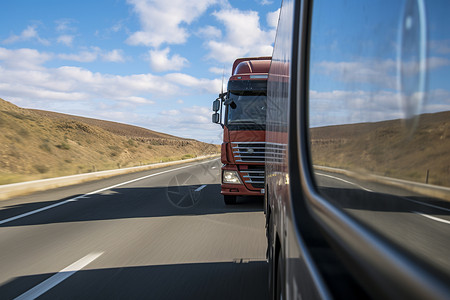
[221,165,264,196]
[221,184,264,196]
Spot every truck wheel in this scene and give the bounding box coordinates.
[224,195,237,205]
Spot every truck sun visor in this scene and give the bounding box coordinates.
[227,80,267,92]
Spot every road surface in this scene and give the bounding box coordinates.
[0,158,268,299]
[314,169,450,277]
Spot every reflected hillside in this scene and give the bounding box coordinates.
[310,111,450,187]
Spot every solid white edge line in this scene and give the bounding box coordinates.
[403,196,450,213]
[315,172,373,192]
[195,185,207,192]
[315,172,450,213]
[14,252,103,300]
[0,159,218,225]
[412,211,450,225]
[0,201,69,225]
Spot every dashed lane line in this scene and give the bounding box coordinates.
[14,252,103,300]
[0,159,218,225]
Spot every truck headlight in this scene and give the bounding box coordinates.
[223,170,242,184]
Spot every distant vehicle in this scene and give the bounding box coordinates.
[212,57,271,204]
[266,0,450,299]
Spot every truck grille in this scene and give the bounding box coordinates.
[265,142,286,164]
[240,165,265,189]
[232,142,266,163]
[232,142,266,189]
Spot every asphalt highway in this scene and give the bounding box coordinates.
[314,170,450,278]
[0,158,268,299]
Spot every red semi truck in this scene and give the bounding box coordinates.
[212,57,271,204]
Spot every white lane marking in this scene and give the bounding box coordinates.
[412,211,450,225]
[14,252,103,300]
[314,171,450,213]
[403,197,450,213]
[0,196,85,225]
[0,159,218,225]
[195,185,207,192]
[315,172,373,192]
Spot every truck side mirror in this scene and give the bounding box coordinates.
[212,113,220,123]
[212,99,220,112]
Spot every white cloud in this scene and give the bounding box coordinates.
[429,40,450,55]
[309,89,402,127]
[0,47,52,70]
[111,22,124,33]
[260,0,273,5]
[161,109,180,116]
[197,25,222,39]
[2,25,50,46]
[164,73,221,93]
[146,105,221,142]
[102,49,126,62]
[0,48,219,110]
[55,19,76,32]
[315,59,397,89]
[148,47,188,72]
[57,35,75,46]
[267,9,280,28]
[116,96,154,104]
[206,40,245,64]
[95,111,142,122]
[58,48,127,63]
[126,0,218,47]
[205,8,276,63]
[309,88,450,128]
[427,57,450,70]
[315,57,450,90]
[208,66,230,77]
[59,48,100,62]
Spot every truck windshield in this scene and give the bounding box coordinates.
[226,92,266,128]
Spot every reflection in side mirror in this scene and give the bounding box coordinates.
[212,99,220,112]
[212,112,220,123]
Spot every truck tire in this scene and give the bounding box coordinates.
[224,195,237,205]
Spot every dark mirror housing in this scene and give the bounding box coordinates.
[212,112,220,123]
[212,99,220,112]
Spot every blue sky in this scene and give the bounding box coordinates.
[308,0,450,128]
[0,0,281,143]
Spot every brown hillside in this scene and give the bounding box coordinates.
[0,98,219,185]
[310,111,450,187]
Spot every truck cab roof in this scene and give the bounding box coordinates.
[230,57,271,80]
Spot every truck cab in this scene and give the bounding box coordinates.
[212,57,271,204]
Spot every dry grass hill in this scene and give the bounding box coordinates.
[310,111,450,187]
[0,98,219,185]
